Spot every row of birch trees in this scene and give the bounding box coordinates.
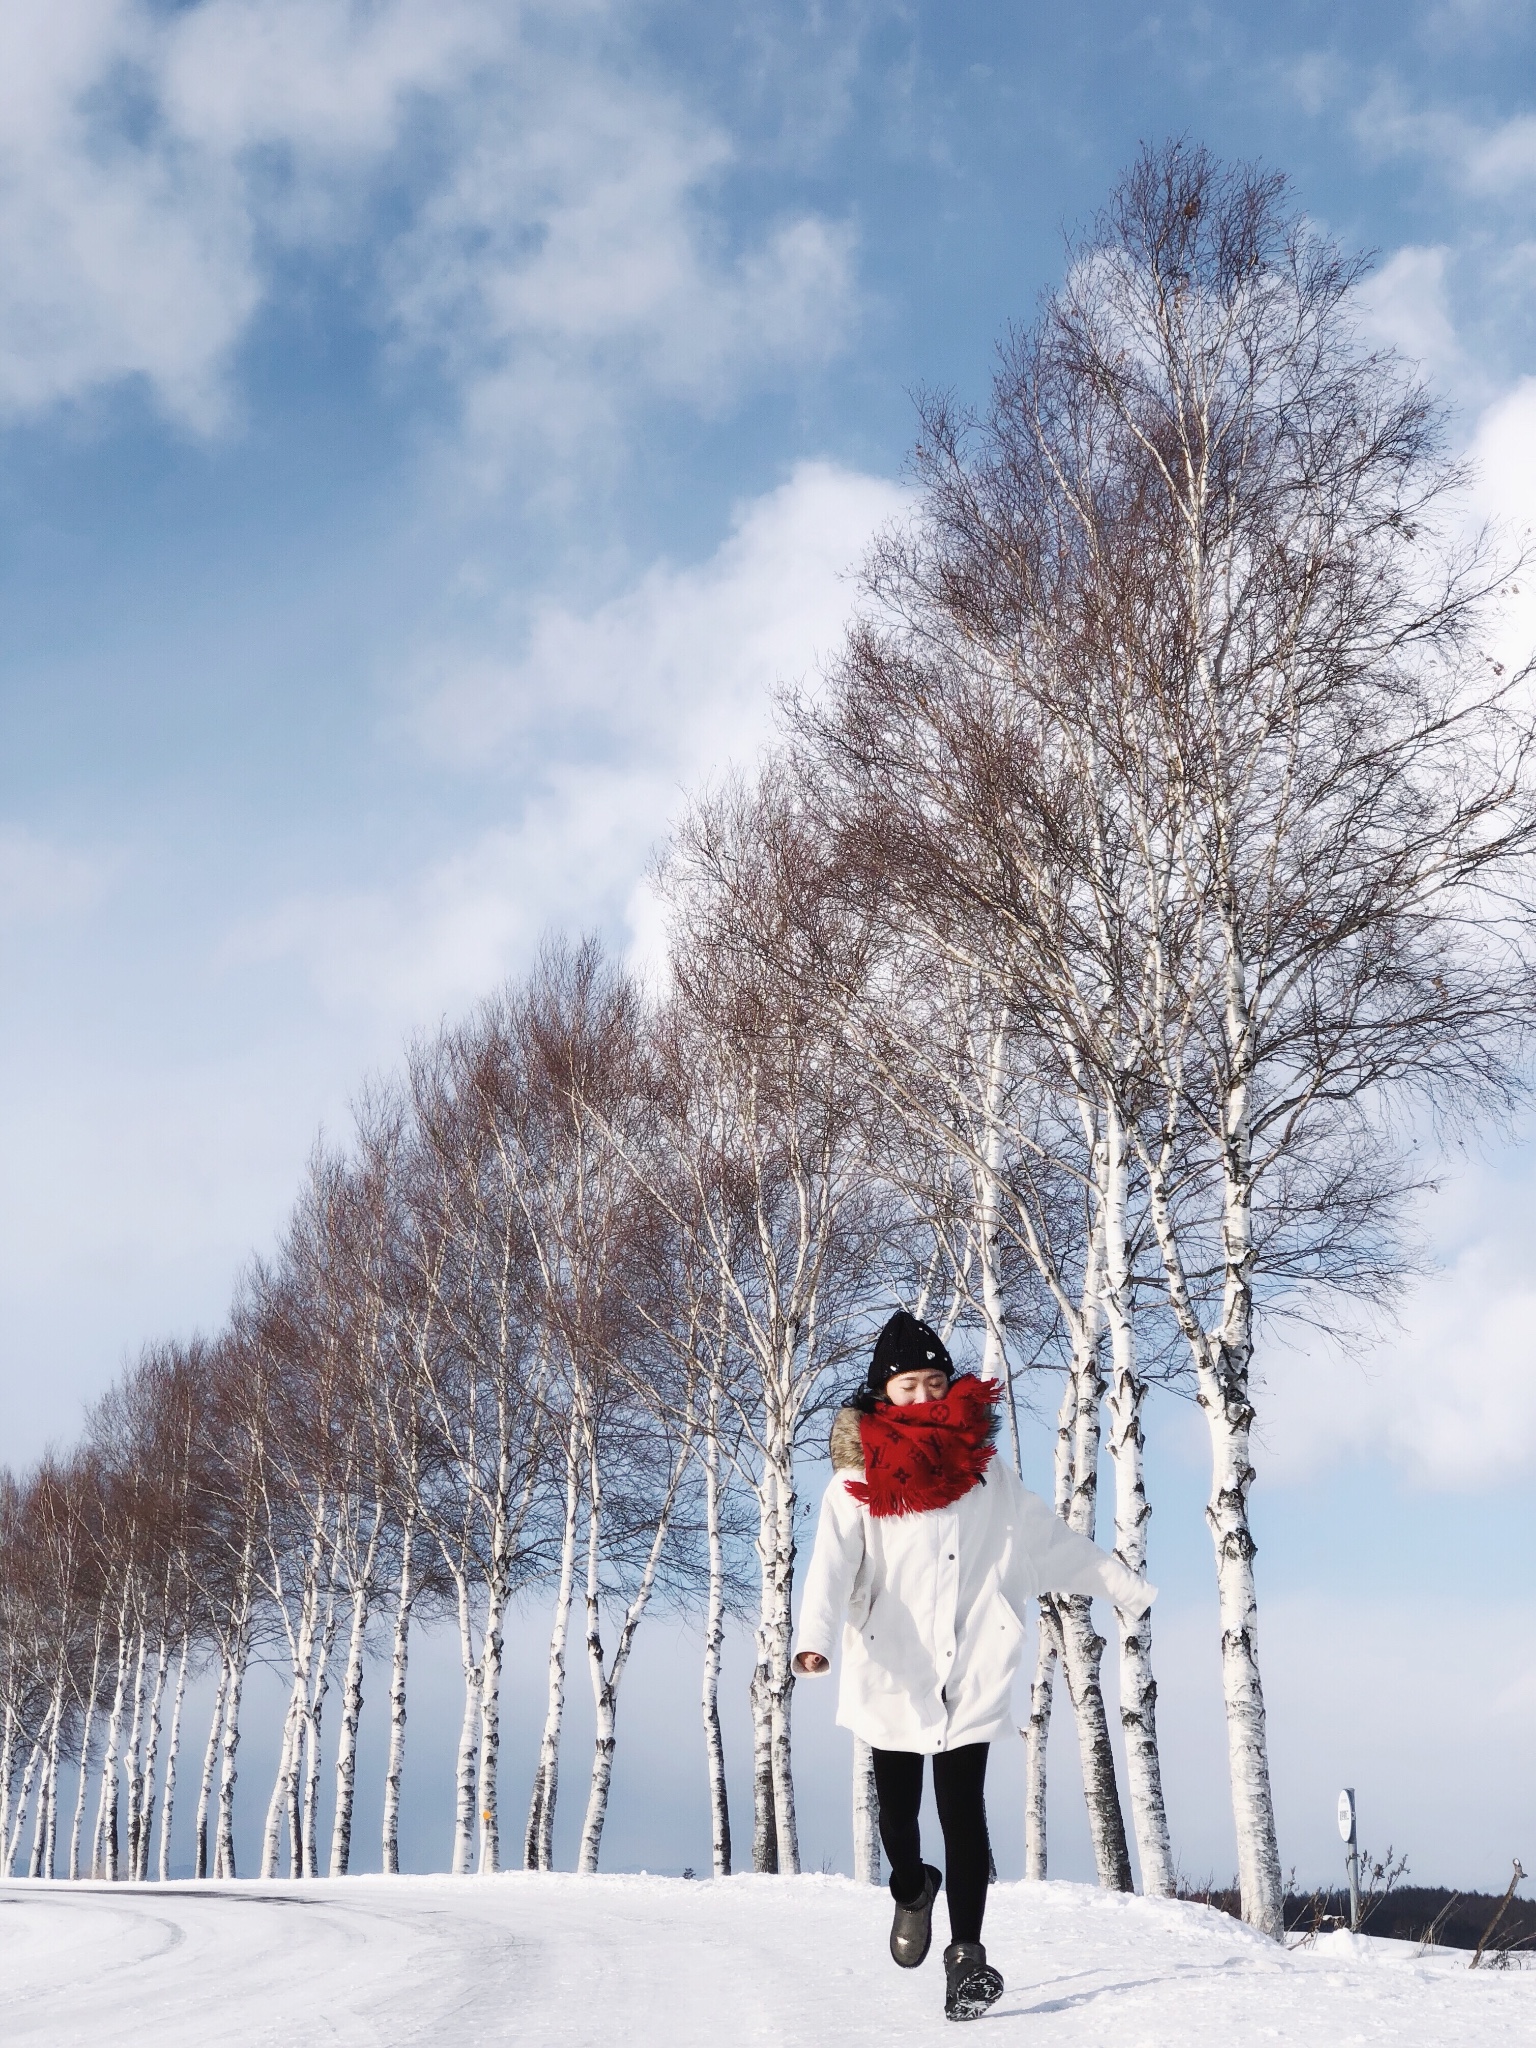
[4,144,1535,1935]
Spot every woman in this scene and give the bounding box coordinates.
[793,1310,1155,2022]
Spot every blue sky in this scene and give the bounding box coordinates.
[2,0,1535,1889]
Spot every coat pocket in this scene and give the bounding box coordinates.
[995,1585,1029,1638]
[847,1566,876,1630]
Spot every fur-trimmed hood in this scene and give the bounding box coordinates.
[830,1406,864,1472]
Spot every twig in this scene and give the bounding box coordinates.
[1414,1891,1462,1957]
[1471,1859,1526,1969]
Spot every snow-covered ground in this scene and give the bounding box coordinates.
[2,1873,1532,2046]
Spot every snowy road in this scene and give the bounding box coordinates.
[2,1873,1532,2047]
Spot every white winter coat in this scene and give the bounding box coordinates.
[794,1428,1155,1754]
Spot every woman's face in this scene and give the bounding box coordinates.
[883,1367,952,1407]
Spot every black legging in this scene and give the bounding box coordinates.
[871,1742,991,1945]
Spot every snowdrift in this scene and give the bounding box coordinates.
[2,1871,1532,2046]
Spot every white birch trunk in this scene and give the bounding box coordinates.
[5,1737,44,1877]
[300,1696,323,1877]
[194,1657,227,1881]
[157,1638,189,1884]
[1057,1609,1130,1893]
[1026,1373,1078,1881]
[285,1730,301,1873]
[381,1532,414,1876]
[763,1440,801,1876]
[28,1767,48,1881]
[0,1699,14,1858]
[94,1617,131,1881]
[1141,1069,1284,1936]
[471,1391,548,1878]
[852,1738,881,1884]
[526,1429,579,1872]
[1056,1207,1133,1894]
[123,1629,151,1886]
[449,1576,481,1877]
[329,1534,376,1877]
[576,1467,610,1876]
[475,1577,507,1876]
[747,1450,780,1874]
[301,1591,340,1878]
[69,1633,102,1884]
[1023,1606,1059,1880]
[28,1708,56,1879]
[1207,1074,1283,1937]
[576,1434,688,1875]
[43,1678,66,1879]
[134,1637,170,1882]
[215,1637,248,1880]
[1101,1102,1174,1896]
[700,1399,731,1879]
[749,1663,777,1873]
[977,1020,1021,1467]
[260,1522,325,1881]
[261,1686,305,1880]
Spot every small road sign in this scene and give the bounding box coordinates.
[1337,1788,1356,1844]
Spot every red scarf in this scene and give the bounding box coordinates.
[846,1375,999,1517]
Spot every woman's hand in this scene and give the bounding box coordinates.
[793,1651,830,1675]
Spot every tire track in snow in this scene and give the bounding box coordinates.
[0,1883,424,2047]
[1,1874,1532,2047]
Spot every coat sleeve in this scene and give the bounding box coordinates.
[1002,1467,1157,1616]
[794,1477,867,1661]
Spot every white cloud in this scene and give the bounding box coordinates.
[232,461,905,1021]
[1356,83,1536,197]
[231,771,658,1020]
[0,1026,365,1457]
[1224,276,1536,1493]
[418,459,901,762]
[1465,375,1536,675]
[0,0,492,428]
[1274,53,1338,121]
[160,0,487,162]
[384,60,857,476]
[1459,113,1536,193]
[0,0,858,442]
[0,0,251,428]
[1342,266,1536,663]
[0,823,117,928]
[1354,245,1473,396]
[1256,1155,1536,1489]
[1468,373,1536,532]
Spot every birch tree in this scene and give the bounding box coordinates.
[1033,144,1536,1933]
[320,1152,396,1880]
[394,1022,554,1875]
[196,1333,268,1881]
[598,1104,759,1882]
[504,943,658,1874]
[654,771,887,1874]
[796,703,1153,1889]
[827,139,1536,1933]
[354,1095,444,1878]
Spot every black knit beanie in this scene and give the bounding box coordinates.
[867,1309,954,1398]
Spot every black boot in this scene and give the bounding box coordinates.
[943,1941,1003,2021]
[889,1864,943,1968]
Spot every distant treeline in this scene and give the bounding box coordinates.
[1182,1879,1535,1957]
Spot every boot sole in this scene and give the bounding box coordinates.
[945,1963,1004,2021]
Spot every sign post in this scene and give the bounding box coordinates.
[1337,1788,1361,1931]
